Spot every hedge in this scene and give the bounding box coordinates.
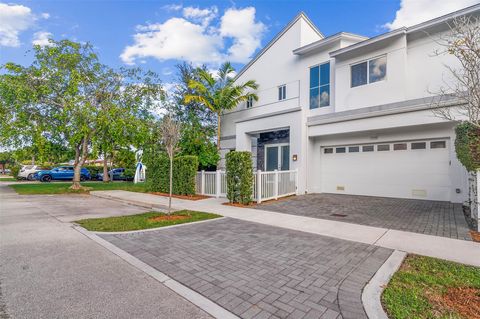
[145,154,198,195]
[455,122,480,171]
[226,151,253,205]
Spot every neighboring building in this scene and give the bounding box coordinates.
[220,5,480,203]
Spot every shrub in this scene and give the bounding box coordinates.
[124,168,135,179]
[146,154,198,195]
[83,165,103,177]
[226,151,253,205]
[11,165,21,178]
[455,122,480,171]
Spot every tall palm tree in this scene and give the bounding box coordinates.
[184,62,259,150]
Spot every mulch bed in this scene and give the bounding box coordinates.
[428,287,480,319]
[148,215,189,222]
[223,202,257,208]
[149,192,210,201]
[469,230,480,242]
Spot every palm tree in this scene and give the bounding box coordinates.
[184,62,259,150]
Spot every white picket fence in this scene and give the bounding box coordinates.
[468,169,480,231]
[196,169,298,203]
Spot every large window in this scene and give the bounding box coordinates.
[351,55,386,87]
[310,62,330,109]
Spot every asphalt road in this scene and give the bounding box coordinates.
[0,184,211,319]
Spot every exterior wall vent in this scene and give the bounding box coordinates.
[412,189,427,197]
[337,186,345,191]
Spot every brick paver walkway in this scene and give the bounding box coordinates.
[100,218,392,319]
[256,194,471,241]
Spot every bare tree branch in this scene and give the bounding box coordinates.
[430,15,480,127]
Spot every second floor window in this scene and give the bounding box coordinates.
[278,84,286,100]
[351,55,387,87]
[309,62,330,109]
[246,96,254,108]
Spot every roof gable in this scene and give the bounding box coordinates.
[234,12,323,81]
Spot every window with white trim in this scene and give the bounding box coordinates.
[246,96,254,109]
[309,62,330,109]
[278,85,286,101]
[351,55,387,87]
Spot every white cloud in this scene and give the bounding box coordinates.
[0,3,51,47]
[220,7,266,63]
[162,4,182,12]
[32,31,53,46]
[121,17,223,65]
[384,0,480,30]
[121,6,266,66]
[0,3,34,47]
[183,6,218,26]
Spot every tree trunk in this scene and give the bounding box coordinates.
[70,136,89,190]
[217,113,221,150]
[71,163,82,189]
[168,155,173,214]
[102,154,110,182]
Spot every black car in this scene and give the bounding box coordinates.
[96,168,133,181]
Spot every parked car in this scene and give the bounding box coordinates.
[36,166,91,182]
[1,169,11,175]
[18,165,47,180]
[96,168,133,181]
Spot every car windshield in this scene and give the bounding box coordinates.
[24,165,34,169]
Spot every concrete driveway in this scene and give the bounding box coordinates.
[256,193,472,241]
[0,185,211,319]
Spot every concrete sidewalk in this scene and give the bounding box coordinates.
[91,190,480,267]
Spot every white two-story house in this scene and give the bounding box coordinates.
[220,5,480,204]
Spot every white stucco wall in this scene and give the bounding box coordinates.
[218,10,474,203]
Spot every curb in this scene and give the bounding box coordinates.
[73,225,239,319]
[90,192,170,212]
[86,216,227,235]
[362,250,407,319]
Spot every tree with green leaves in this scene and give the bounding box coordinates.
[185,62,259,151]
[0,152,14,174]
[0,40,163,189]
[92,66,162,182]
[169,63,219,169]
[1,40,100,189]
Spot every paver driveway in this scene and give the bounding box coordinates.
[256,194,471,241]
[100,218,392,319]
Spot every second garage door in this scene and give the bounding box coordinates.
[320,139,451,201]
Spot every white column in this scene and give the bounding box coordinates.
[201,170,205,195]
[257,170,262,204]
[215,170,221,198]
[274,169,279,200]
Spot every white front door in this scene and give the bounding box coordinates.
[265,144,290,171]
[320,139,451,201]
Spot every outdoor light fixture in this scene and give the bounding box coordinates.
[292,154,298,161]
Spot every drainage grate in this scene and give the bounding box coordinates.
[331,213,348,217]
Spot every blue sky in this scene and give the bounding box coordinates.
[1,0,478,83]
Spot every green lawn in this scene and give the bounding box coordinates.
[9,181,147,195]
[382,255,480,319]
[0,178,17,182]
[75,210,221,232]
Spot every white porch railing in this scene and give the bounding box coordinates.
[469,169,479,231]
[196,169,298,203]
